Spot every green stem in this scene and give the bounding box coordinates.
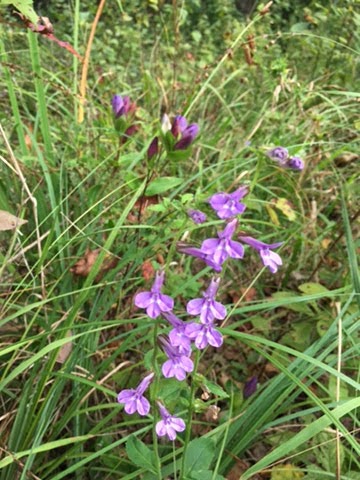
[151,323,163,480]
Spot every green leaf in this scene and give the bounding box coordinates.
[145,177,183,196]
[1,0,39,24]
[183,437,215,476]
[189,470,225,480]
[126,436,157,474]
[298,282,330,295]
[201,377,229,399]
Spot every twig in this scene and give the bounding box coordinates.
[0,123,46,298]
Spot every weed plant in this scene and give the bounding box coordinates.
[0,1,359,479]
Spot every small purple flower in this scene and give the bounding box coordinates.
[267,146,289,165]
[112,95,131,118]
[134,270,174,319]
[201,219,244,266]
[170,115,199,150]
[176,243,223,272]
[188,209,207,224]
[239,236,283,273]
[243,376,258,399]
[185,322,223,349]
[187,277,226,323]
[147,137,159,160]
[171,115,188,138]
[287,156,304,170]
[162,311,192,352]
[160,337,193,380]
[156,403,186,441]
[117,372,154,416]
[208,186,248,219]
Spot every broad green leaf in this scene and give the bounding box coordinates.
[298,282,330,295]
[201,377,229,399]
[126,436,157,474]
[183,437,215,476]
[145,177,183,196]
[189,470,226,480]
[1,0,38,24]
[270,463,304,479]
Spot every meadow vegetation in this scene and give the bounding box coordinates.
[0,0,359,479]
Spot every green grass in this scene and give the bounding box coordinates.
[0,1,359,479]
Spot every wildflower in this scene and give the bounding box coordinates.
[239,236,283,273]
[185,321,223,349]
[162,311,192,352]
[186,277,226,323]
[112,95,131,118]
[201,218,244,266]
[156,403,186,441]
[171,115,199,150]
[267,146,289,165]
[160,337,193,380]
[117,372,154,416]
[147,137,159,160]
[134,270,174,319]
[188,209,207,224]
[243,376,258,399]
[176,243,223,272]
[161,113,172,133]
[208,186,248,219]
[287,156,304,170]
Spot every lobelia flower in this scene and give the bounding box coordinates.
[243,376,258,399]
[117,372,154,416]
[162,311,192,353]
[160,337,193,381]
[134,270,174,319]
[112,95,132,118]
[185,321,223,350]
[170,115,199,150]
[209,186,248,219]
[267,146,289,165]
[200,218,244,267]
[287,156,304,170]
[187,277,227,323]
[156,402,186,441]
[238,236,283,273]
[176,243,223,272]
[188,209,207,224]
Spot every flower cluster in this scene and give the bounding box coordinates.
[117,177,284,441]
[267,146,304,171]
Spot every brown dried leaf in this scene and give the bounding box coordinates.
[142,260,155,281]
[0,210,27,231]
[70,248,118,280]
[56,331,72,364]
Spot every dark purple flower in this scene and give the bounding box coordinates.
[239,236,283,273]
[170,115,199,150]
[156,403,186,441]
[188,209,207,224]
[185,322,223,349]
[117,372,154,416]
[147,137,159,160]
[267,146,289,165]
[243,376,258,399]
[187,277,226,323]
[171,115,188,138]
[287,156,304,170]
[162,311,192,352]
[201,219,244,266]
[176,243,223,272]
[208,186,248,219]
[160,337,193,380]
[112,95,131,118]
[134,270,174,319]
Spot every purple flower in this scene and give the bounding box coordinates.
[160,337,193,380]
[176,243,223,272]
[208,186,248,219]
[112,95,131,118]
[201,219,244,266]
[147,137,159,160]
[287,156,304,170]
[185,322,223,349]
[170,115,199,150]
[239,236,283,273]
[156,403,186,441]
[267,146,289,165]
[134,270,174,319]
[117,372,154,416]
[162,311,192,352]
[187,277,226,323]
[188,209,207,224]
[243,376,258,399]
